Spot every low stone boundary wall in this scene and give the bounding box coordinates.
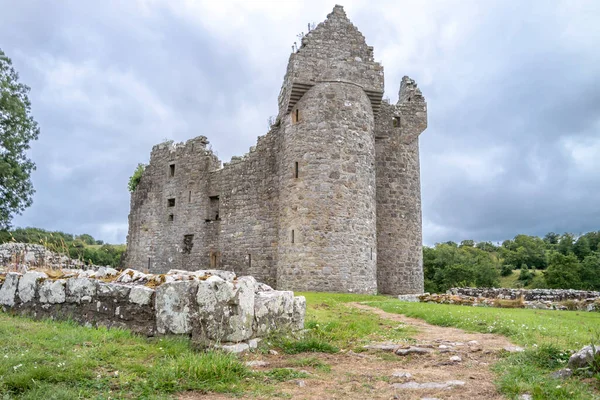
[0,243,86,270]
[0,268,305,348]
[400,289,600,312]
[448,287,600,302]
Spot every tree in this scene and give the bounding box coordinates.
[557,233,574,255]
[77,233,96,246]
[544,252,581,289]
[573,236,592,261]
[0,49,40,229]
[543,232,560,246]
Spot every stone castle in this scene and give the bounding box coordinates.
[125,5,427,295]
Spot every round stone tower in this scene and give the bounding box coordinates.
[274,6,384,293]
[277,82,377,293]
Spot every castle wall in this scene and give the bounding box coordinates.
[277,82,377,293]
[125,132,280,286]
[125,137,220,273]
[374,78,427,295]
[208,131,280,287]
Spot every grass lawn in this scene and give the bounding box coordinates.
[1,293,599,399]
[499,269,543,288]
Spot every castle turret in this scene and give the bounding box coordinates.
[374,76,427,294]
[276,5,383,293]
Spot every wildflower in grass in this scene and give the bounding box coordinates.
[13,364,22,370]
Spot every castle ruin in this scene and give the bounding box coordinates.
[125,5,427,295]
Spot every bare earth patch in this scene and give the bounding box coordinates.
[180,303,518,400]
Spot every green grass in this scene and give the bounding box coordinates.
[0,314,250,399]
[499,269,543,288]
[1,292,599,399]
[365,299,600,349]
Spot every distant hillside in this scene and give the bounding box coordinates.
[424,231,600,293]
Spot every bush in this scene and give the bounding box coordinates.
[128,163,146,193]
[501,264,514,277]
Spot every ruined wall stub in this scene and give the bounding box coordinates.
[125,5,428,295]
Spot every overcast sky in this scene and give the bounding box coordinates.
[1,0,599,245]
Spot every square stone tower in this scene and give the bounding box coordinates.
[124,5,427,295]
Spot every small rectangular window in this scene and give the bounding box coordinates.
[210,252,219,268]
[291,230,295,244]
[294,162,299,179]
[169,164,175,177]
[392,116,400,128]
[292,108,300,124]
[209,195,220,221]
[248,254,252,269]
[168,214,174,222]
[183,234,194,254]
[167,198,175,207]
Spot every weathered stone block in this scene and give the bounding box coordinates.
[39,279,66,304]
[292,296,306,330]
[225,276,256,342]
[97,282,131,300]
[129,286,154,306]
[0,272,21,306]
[155,281,199,334]
[18,271,48,303]
[254,290,295,336]
[66,278,97,303]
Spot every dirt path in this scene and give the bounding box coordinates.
[180,303,518,400]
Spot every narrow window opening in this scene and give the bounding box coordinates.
[292,108,300,123]
[370,247,373,260]
[248,254,252,269]
[167,198,175,207]
[168,214,174,222]
[294,162,299,179]
[169,164,175,177]
[392,116,400,128]
[291,230,295,244]
[210,251,219,268]
[208,195,220,221]
[183,234,194,254]
[188,191,192,203]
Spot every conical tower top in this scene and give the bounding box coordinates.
[277,5,384,117]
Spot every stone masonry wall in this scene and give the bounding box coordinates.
[0,269,305,346]
[125,136,221,274]
[208,130,280,287]
[450,287,600,302]
[374,77,427,295]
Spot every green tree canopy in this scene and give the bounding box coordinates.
[0,49,40,228]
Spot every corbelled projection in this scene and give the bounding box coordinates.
[125,5,428,295]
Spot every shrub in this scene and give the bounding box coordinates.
[128,163,146,193]
[501,264,514,277]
